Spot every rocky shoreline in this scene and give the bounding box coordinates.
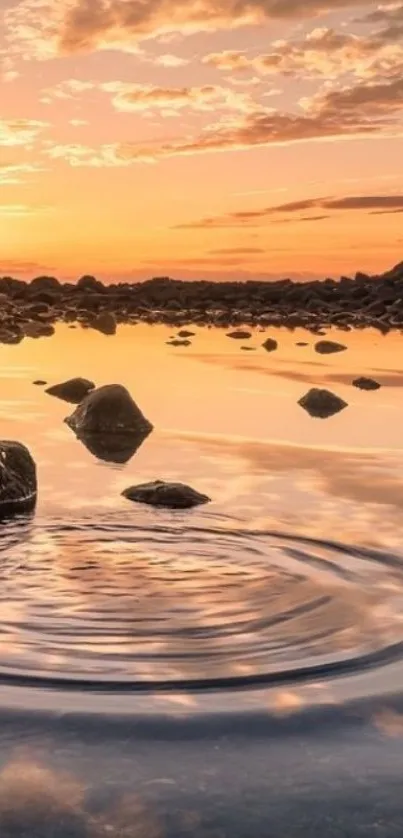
[1,261,403,341]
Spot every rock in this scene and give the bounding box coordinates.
[315,340,347,354]
[0,441,37,515]
[29,276,61,293]
[262,337,278,352]
[177,329,195,338]
[122,480,210,509]
[91,312,116,335]
[0,329,23,345]
[298,388,347,418]
[33,380,47,386]
[24,322,55,338]
[352,377,381,391]
[226,330,252,340]
[241,346,256,351]
[296,342,308,347]
[166,339,191,347]
[45,377,95,404]
[77,275,105,292]
[65,384,153,436]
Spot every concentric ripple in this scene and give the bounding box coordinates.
[0,515,403,691]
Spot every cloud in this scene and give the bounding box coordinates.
[5,0,371,60]
[0,163,45,185]
[0,204,52,217]
[0,260,56,275]
[209,247,265,254]
[174,194,403,228]
[0,119,49,147]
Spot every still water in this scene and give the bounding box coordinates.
[1,323,403,836]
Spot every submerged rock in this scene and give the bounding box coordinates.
[262,337,278,352]
[122,480,210,509]
[33,380,47,386]
[352,377,381,391]
[241,346,256,351]
[65,384,153,436]
[177,329,195,338]
[298,388,347,418]
[315,340,347,355]
[166,339,191,347]
[45,377,95,404]
[0,441,37,515]
[226,330,252,340]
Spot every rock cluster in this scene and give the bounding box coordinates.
[0,261,403,339]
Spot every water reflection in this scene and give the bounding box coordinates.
[69,428,152,464]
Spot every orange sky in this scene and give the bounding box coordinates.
[1,0,403,282]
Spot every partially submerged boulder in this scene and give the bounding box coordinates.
[0,441,37,515]
[262,337,278,352]
[46,377,95,404]
[298,388,347,418]
[315,340,347,355]
[65,384,152,436]
[177,329,195,338]
[352,377,381,391]
[91,312,116,335]
[122,480,210,509]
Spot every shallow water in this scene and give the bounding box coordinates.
[1,323,403,697]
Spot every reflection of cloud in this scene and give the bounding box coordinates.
[170,432,403,512]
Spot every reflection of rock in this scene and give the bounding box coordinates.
[315,340,347,354]
[0,441,37,516]
[227,330,251,339]
[262,337,278,352]
[298,388,347,418]
[65,384,153,436]
[46,377,95,404]
[122,480,210,508]
[353,377,381,391]
[74,428,150,463]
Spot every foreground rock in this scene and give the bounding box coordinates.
[0,441,37,515]
[262,337,278,352]
[65,384,153,436]
[352,377,381,390]
[122,480,210,509]
[315,340,347,355]
[45,377,95,404]
[298,388,347,418]
[90,312,116,335]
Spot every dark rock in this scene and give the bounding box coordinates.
[296,342,308,346]
[77,275,105,292]
[315,340,347,355]
[65,384,153,436]
[352,377,381,391]
[298,388,348,418]
[262,337,278,352]
[241,346,256,351]
[33,380,47,386]
[29,276,61,293]
[24,322,55,338]
[122,480,210,509]
[177,329,195,338]
[0,329,23,345]
[45,378,95,404]
[91,312,116,335]
[0,441,37,515]
[226,330,252,340]
[166,339,191,347]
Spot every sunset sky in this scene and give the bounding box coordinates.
[1,0,403,282]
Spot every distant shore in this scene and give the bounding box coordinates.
[0,262,402,341]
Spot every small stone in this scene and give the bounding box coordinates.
[296,342,308,347]
[315,340,347,354]
[352,377,381,391]
[33,380,47,386]
[122,480,210,509]
[166,339,191,347]
[226,330,252,340]
[241,346,256,351]
[298,388,348,418]
[45,377,95,404]
[262,337,278,352]
[177,329,195,338]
